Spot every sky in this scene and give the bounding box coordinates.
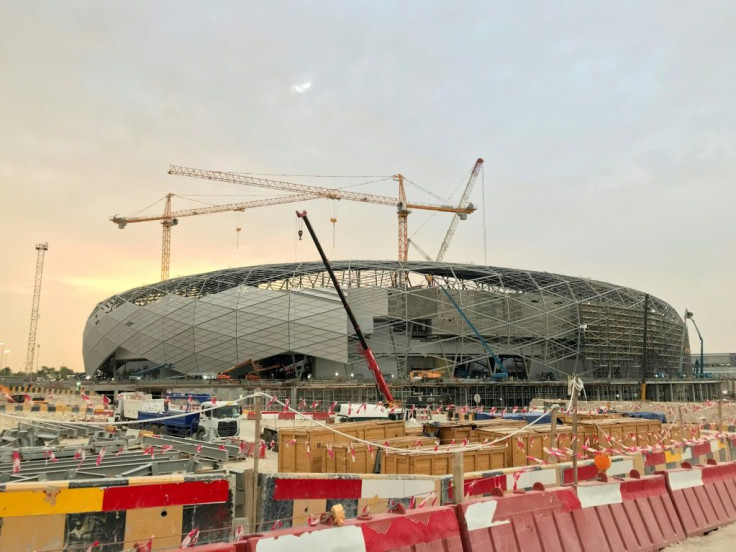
[0,2,734,372]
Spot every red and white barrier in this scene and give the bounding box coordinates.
[456,487,580,552]
[183,461,736,552]
[271,475,437,500]
[665,463,736,537]
[172,545,237,552]
[244,506,462,552]
[574,475,684,551]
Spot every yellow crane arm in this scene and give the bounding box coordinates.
[110,192,321,228]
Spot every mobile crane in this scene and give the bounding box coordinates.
[296,210,408,421]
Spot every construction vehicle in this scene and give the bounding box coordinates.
[408,365,454,381]
[435,285,515,380]
[296,210,411,422]
[115,392,240,441]
[114,392,166,420]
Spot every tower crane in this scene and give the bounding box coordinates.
[111,192,320,281]
[408,158,484,262]
[167,166,477,262]
[25,243,48,374]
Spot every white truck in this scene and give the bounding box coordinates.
[114,392,166,420]
[115,392,241,442]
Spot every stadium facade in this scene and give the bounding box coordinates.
[83,261,690,381]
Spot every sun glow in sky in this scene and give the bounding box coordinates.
[0,2,734,372]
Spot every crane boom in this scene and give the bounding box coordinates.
[438,285,505,374]
[296,210,395,404]
[112,192,322,281]
[169,165,475,214]
[436,158,484,262]
[111,192,321,227]
[407,239,433,262]
[169,165,476,262]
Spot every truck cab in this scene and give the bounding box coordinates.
[195,401,241,441]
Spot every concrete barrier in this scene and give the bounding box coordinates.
[0,473,234,551]
[643,438,729,474]
[440,456,636,503]
[257,472,440,530]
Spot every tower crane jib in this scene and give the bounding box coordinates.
[111,192,322,281]
[168,165,476,262]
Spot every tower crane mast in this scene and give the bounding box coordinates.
[168,165,476,262]
[25,243,48,374]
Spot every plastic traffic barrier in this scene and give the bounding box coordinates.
[244,504,463,552]
[574,474,684,551]
[171,545,236,552]
[699,461,736,525]
[664,462,736,537]
[455,487,581,552]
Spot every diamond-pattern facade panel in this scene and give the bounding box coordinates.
[83,261,688,380]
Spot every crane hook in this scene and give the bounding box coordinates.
[298,229,303,241]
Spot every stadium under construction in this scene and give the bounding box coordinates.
[81,261,723,404]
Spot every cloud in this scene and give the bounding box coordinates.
[291,81,313,94]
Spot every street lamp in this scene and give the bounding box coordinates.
[1,350,9,371]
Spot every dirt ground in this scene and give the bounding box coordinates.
[2,397,733,475]
[666,521,736,550]
[538,398,736,425]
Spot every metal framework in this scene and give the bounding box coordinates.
[84,261,689,381]
[24,243,48,374]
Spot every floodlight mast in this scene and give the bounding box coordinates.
[296,210,395,404]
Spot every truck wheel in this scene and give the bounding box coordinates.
[195,429,206,441]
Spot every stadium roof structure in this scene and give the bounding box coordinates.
[84,261,687,380]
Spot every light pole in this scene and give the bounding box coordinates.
[1,350,9,372]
